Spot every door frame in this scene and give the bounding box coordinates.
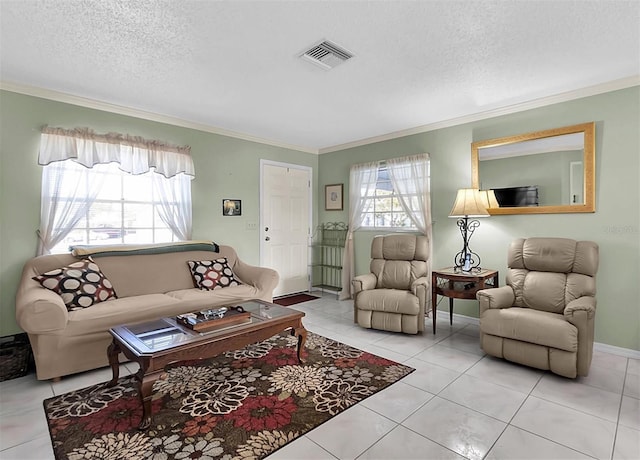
[259,159,314,289]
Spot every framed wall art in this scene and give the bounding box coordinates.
[325,184,343,211]
[222,199,242,216]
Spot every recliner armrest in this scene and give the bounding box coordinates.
[352,273,377,294]
[564,296,596,321]
[477,286,515,314]
[564,296,597,377]
[411,276,429,294]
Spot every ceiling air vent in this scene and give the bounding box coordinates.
[300,40,354,70]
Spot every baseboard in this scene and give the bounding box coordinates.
[439,311,640,360]
[593,342,640,359]
[310,287,339,295]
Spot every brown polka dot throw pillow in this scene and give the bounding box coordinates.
[33,258,117,311]
[187,258,241,290]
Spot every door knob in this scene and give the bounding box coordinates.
[265,236,271,241]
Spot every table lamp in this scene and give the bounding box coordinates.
[479,189,499,209]
[449,188,490,272]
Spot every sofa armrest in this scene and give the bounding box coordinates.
[16,282,68,334]
[352,273,377,294]
[232,259,279,301]
[477,286,515,315]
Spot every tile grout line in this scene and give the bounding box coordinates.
[610,357,630,460]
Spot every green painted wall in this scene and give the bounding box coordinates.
[0,90,318,336]
[319,86,640,351]
[2,87,638,351]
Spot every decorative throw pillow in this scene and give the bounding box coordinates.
[187,258,241,290]
[33,258,117,311]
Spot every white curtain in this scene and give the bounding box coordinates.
[387,153,433,291]
[37,127,194,255]
[37,162,106,256]
[39,127,194,177]
[339,161,379,300]
[152,172,193,241]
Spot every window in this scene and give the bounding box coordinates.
[358,157,430,230]
[37,127,194,255]
[361,166,417,229]
[50,162,179,253]
[341,154,431,299]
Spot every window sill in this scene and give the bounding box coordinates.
[357,227,418,233]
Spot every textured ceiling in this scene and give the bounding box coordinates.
[1,0,639,153]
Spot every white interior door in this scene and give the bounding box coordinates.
[260,161,311,297]
[570,161,584,205]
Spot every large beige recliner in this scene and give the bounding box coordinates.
[476,237,599,378]
[352,234,429,334]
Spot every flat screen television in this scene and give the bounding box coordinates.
[492,186,539,207]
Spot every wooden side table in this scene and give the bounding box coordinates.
[431,267,499,334]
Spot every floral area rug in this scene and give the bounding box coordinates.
[43,331,414,460]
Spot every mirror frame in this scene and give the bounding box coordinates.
[471,122,595,215]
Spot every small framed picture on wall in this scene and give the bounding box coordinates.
[222,199,242,216]
[325,184,343,211]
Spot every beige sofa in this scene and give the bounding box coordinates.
[16,244,279,380]
[352,234,429,334]
[476,237,598,378]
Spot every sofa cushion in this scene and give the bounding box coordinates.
[187,258,241,290]
[65,294,183,336]
[166,285,258,304]
[32,258,117,310]
[74,248,240,298]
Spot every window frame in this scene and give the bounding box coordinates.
[49,161,179,253]
[358,163,421,231]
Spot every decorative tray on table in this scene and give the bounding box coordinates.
[176,306,251,333]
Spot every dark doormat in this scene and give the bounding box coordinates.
[273,293,320,306]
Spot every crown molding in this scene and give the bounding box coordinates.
[2,76,638,156]
[319,75,640,154]
[0,81,319,155]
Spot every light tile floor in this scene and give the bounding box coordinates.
[1,293,639,460]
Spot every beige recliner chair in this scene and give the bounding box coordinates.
[352,234,429,334]
[477,237,599,378]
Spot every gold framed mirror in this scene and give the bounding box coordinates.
[471,122,595,215]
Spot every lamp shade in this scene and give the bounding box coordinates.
[479,189,500,209]
[449,188,490,217]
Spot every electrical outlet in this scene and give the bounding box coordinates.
[245,222,257,230]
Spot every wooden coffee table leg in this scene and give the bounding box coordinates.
[106,340,120,387]
[292,323,308,363]
[136,365,163,430]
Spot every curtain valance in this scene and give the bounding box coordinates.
[39,127,194,178]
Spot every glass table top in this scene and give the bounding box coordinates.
[111,300,302,354]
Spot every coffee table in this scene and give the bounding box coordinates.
[106,299,307,429]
